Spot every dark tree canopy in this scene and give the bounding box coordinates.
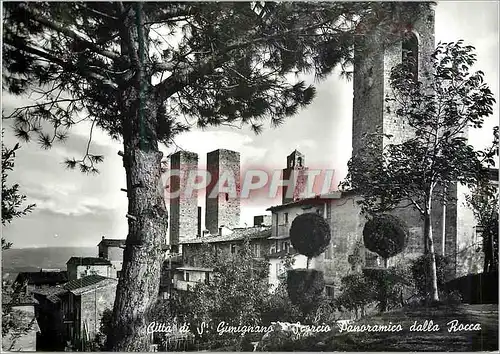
[363,214,408,261]
[289,212,331,259]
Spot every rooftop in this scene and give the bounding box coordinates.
[98,238,126,247]
[14,271,68,286]
[266,191,351,211]
[180,226,271,245]
[66,257,111,266]
[63,275,117,295]
[31,286,67,303]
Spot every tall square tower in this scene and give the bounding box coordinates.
[169,151,199,248]
[352,2,436,157]
[205,149,241,235]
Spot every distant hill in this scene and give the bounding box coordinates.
[1,247,96,278]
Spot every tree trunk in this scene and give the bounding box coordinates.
[108,94,167,350]
[107,5,168,351]
[424,211,439,302]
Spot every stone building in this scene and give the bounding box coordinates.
[97,237,125,277]
[66,257,115,280]
[59,275,117,350]
[205,149,241,235]
[169,151,200,252]
[162,226,271,296]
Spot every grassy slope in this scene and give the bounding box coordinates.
[315,304,498,351]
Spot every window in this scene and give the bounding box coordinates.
[274,214,279,236]
[231,244,237,254]
[205,272,210,284]
[402,32,419,80]
[282,241,289,253]
[253,243,261,258]
[297,157,302,167]
[225,193,229,202]
[185,272,190,282]
[325,285,334,298]
[284,213,289,224]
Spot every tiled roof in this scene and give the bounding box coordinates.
[14,271,68,286]
[180,226,271,244]
[63,275,117,295]
[66,257,111,266]
[31,286,67,303]
[98,238,126,247]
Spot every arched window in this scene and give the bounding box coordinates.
[402,32,419,80]
[297,157,302,167]
[225,193,229,202]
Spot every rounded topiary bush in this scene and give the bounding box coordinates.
[286,269,325,315]
[363,214,408,262]
[289,212,331,259]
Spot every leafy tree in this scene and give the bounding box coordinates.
[341,41,498,301]
[410,253,453,299]
[3,2,431,349]
[363,214,408,267]
[172,240,270,349]
[2,133,35,250]
[465,177,499,272]
[1,137,37,350]
[289,212,331,268]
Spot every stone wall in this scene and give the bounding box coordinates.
[169,151,199,245]
[79,284,117,343]
[205,149,241,234]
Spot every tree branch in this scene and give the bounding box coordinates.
[19,3,121,62]
[4,39,118,89]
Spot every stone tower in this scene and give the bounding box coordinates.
[169,151,199,250]
[282,150,309,204]
[352,2,436,157]
[205,149,241,235]
[350,4,483,277]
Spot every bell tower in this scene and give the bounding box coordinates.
[282,150,309,204]
[352,2,436,157]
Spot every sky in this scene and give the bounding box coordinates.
[2,1,499,248]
